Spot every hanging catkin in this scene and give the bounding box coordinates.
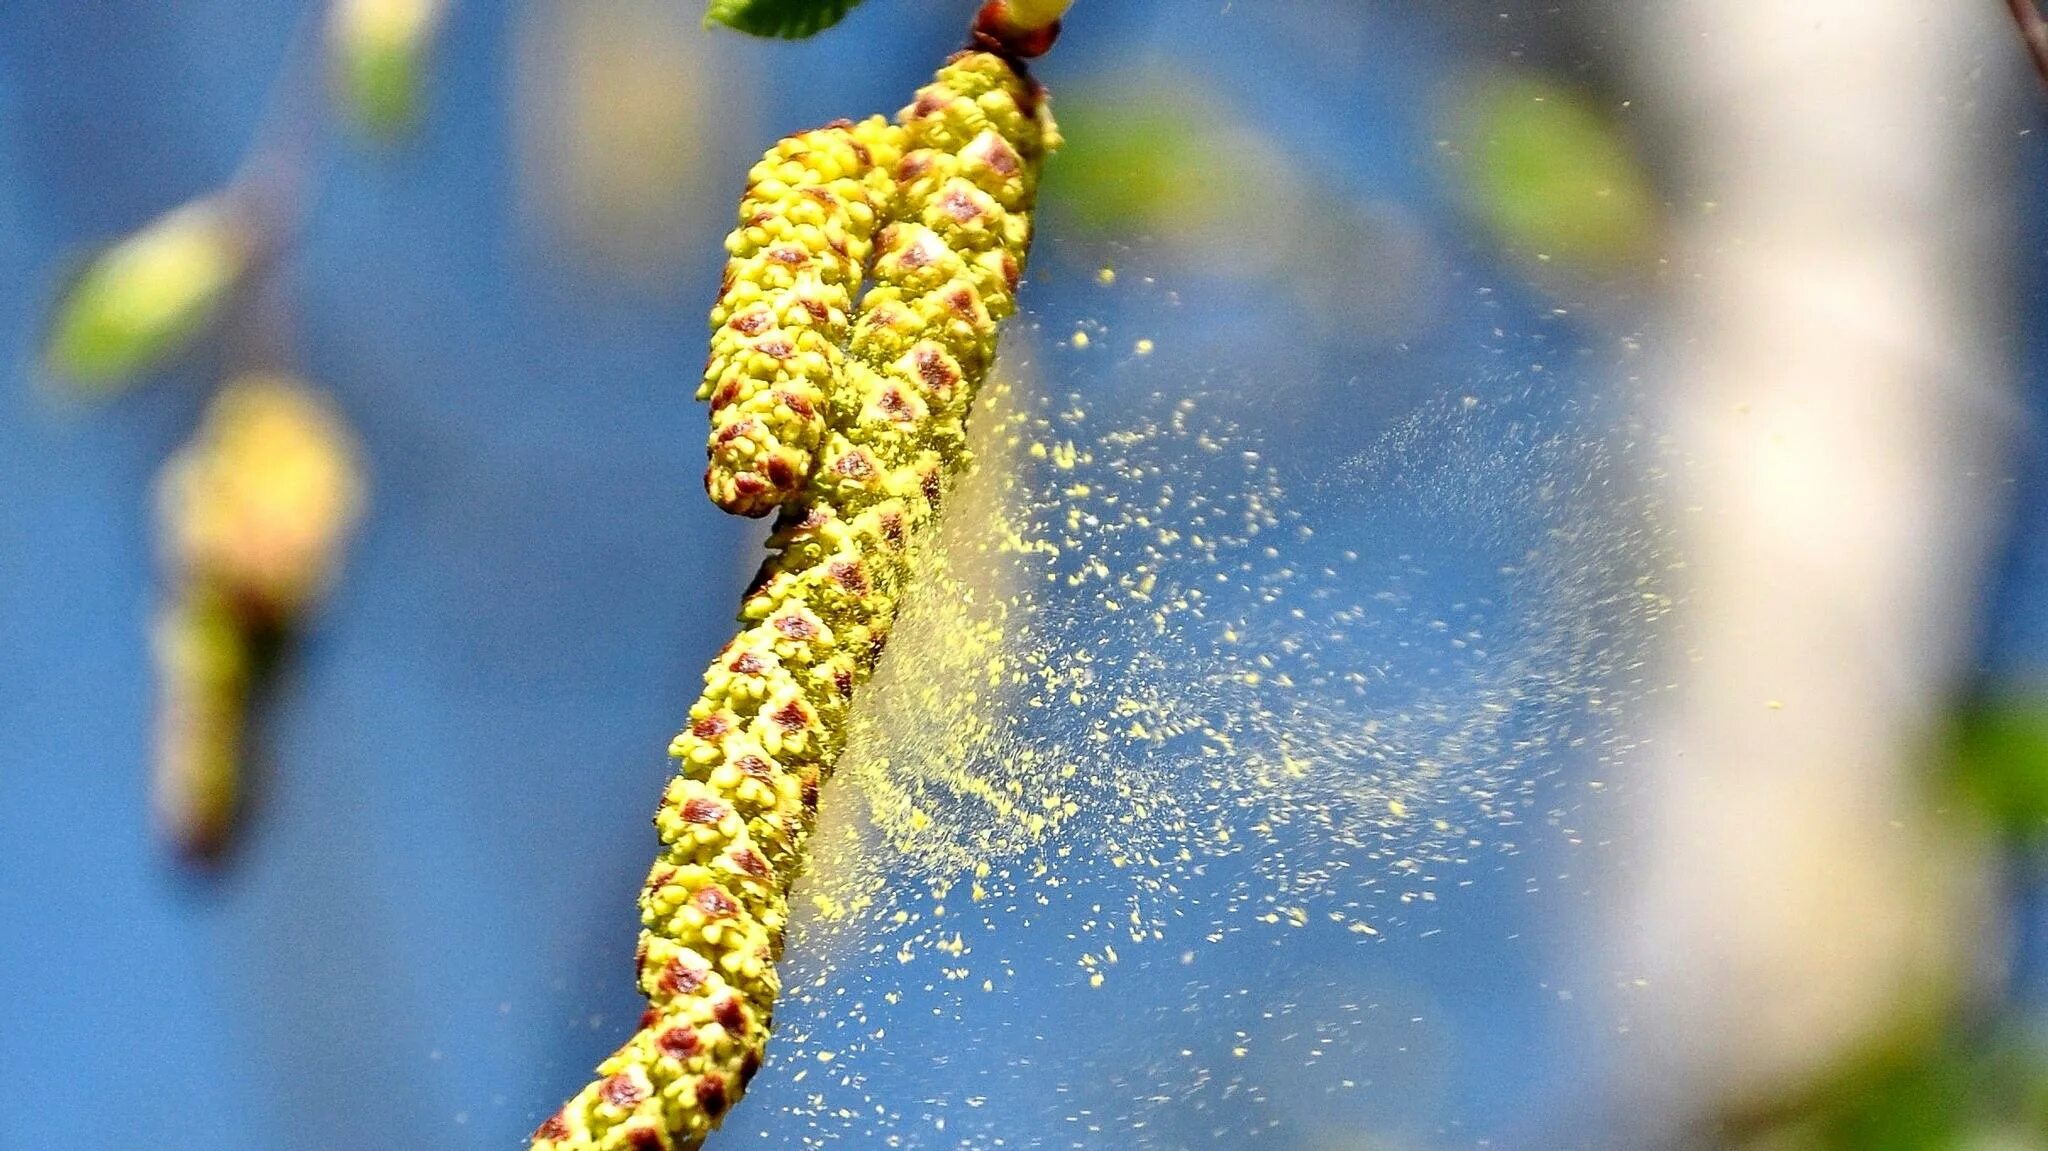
[533,48,1057,1151]
[700,119,902,517]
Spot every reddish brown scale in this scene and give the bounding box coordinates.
[881,511,906,547]
[915,347,959,394]
[535,1113,571,1141]
[739,1051,763,1086]
[755,337,794,360]
[767,246,807,266]
[639,1007,660,1030]
[715,421,754,446]
[801,777,821,811]
[712,379,742,408]
[732,475,770,499]
[849,138,872,166]
[691,714,730,741]
[830,560,867,594]
[682,798,727,825]
[946,286,978,316]
[764,456,798,490]
[746,211,775,228]
[718,268,737,297]
[736,755,774,781]
[729,651,765,676]
[730,847,770,878]
[899,153,935,181]
[833,451,875,479]
[828,234,849,259]
[714,997,747,1032]
[898,236,935,269]
[999,252,1021,291]
[979,135,1022,177]
[657,1026,700,1059]
[834,669,856,698]
[600,1074,646,1109]
[941,189,981,222]
[694,887,739,918]
[800,186,839,207]
[729,310,772,336]
[774,614,817,641]
[801,297,830,323]
[913,89,947,118]
[773,700,812,733]
[661,958,708,996]
[922,469,944,506]
[635,935,651,969]
[782,391,816,419]
[695,1075,729,1117]
[625,1126,665,1151]
[877,388,915,419]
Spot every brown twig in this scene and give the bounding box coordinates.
[2008,0,2048,86]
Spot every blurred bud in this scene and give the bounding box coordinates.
[151,373,364,860]
[45,198,251,392]
[1452,73,1657,271]
[157,373,366,627]
[151,588,254,860]
[329,0,447,140]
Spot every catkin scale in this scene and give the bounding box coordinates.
[534,50,1056,1151]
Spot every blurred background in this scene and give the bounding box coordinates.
[2,1,2046,1148]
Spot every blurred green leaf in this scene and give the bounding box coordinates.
[1049,78,1271,238]
[44,199,249,393]
[705,0,867,39]
[1945,690,2048,843]
[1454,73,1656,269]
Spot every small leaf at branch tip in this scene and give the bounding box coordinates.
[45,198,251,394]
[705,0,869,40]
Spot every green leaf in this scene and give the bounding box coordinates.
[704,0,867,40]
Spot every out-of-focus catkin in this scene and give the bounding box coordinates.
[152,374,364,858]
[534,49,1056,1151]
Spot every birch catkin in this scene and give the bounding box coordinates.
[701,119,902,517]
[533,49,1057,1151]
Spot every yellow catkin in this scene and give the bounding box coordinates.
[534,50,1057,1151]
[700,118,903,516]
